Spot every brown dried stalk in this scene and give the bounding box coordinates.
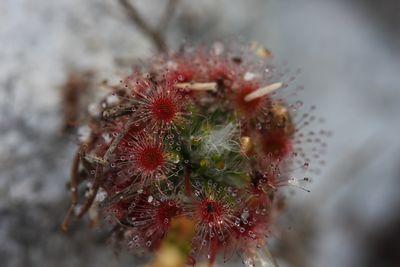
[157,0,180,31]
[119,0,167,52]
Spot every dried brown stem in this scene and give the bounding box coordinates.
[158,0,180,31]
[77,120,132,218]
[77,163,102,218]
[70,149,81,204]
[119,0,167,52]
[102,103,134,120]
[61,144,86,231]
[61,206,75,232]
[100,183,136,209]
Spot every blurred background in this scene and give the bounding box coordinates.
[1,0,399,266]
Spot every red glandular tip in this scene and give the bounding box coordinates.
[149,96,178,124]
[198,199,224,225]
[113,133,172,185]
[136,87,186,132]
[137,145,165,172]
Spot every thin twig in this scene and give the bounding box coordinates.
[61,206,75,232]
[61,143,87,231]
[158,0,180,31]
[77,163,103,218]
[119,0,167,52]
[70,147,81,205]
[77,120,133,218]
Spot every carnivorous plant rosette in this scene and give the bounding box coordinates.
[62,43,328,266]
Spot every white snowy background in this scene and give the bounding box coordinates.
[1,0,399,266]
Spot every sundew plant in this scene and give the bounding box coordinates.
[62,43,328,267]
